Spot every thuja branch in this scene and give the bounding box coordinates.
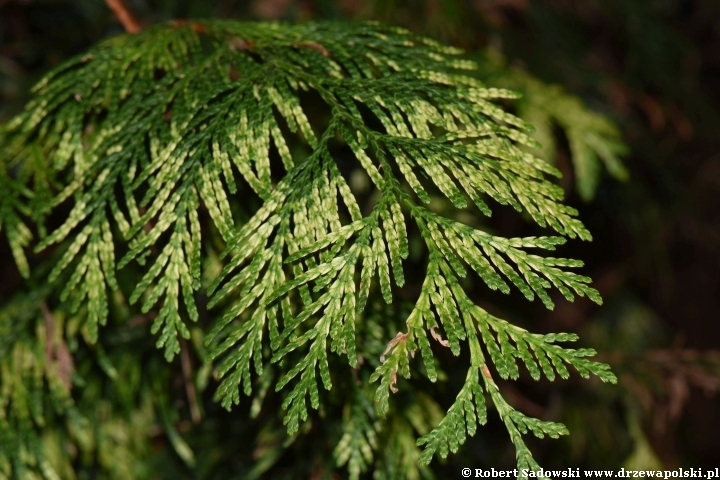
[0,20,618,478]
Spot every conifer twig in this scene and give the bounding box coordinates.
[105,0,142,33]
[180,338,201,424]
[41,302,74,391]
[1,22,620,475]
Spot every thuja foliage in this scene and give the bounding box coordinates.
[0,20,618,478]
[474,50,630,201]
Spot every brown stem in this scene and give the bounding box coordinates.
[179,338,201,424]
[41,302,74,391]
[105,0,142,33]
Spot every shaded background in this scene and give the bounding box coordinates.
[1,0,719,472]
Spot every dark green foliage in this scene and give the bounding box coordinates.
[0,20,618,478]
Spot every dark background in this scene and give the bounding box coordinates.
[2,0,719,471]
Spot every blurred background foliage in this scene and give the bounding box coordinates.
[1,0,719,475]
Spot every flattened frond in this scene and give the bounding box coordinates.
[0,20,618,477]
